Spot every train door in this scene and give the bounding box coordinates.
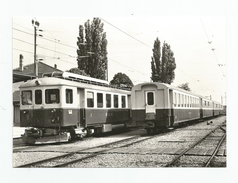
[199,97,203,119]
[77,88,85,127]
[145,91,155,114]
[169,89,174,126]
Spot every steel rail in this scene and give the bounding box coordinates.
[220,127,226,132]
[16,136,139,168]
[53,135,160,167]
[204,132,226,167]
[164,123,225,167]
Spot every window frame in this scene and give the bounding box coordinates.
[87,91,94,108]
[21,90,33,105]
[147,92,155,106]
[45,89,60,104]
[35,89,42,105]
[97,92,104,108]
[114,94,119,108]
[66,89,73,104]
[106,93,112,108]
[121,95,126,108]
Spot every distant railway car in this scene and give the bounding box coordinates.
[201,98,213,118]
[213,101,223,116]
[131,82,222,134]
[223,105,226,115]
[19,72,131,144]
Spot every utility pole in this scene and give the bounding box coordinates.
[32,19,40,77]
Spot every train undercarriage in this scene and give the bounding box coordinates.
[21,127,88,144]
[21,123,127,144]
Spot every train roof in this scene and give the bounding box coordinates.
[19,77,131,95]
[132,82,222,104]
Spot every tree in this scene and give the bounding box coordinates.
[76,18,108,80]
[151,38,176,84]
[178,82,191,91]
[66,68,89,76]
[109,73,134,89]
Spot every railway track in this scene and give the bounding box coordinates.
[16,135,153,167]
[13,136,95,153]
[14,117,226,168]
[16,125,177,168]
[164,122,226,167]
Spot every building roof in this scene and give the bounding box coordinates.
[13,62,62,83]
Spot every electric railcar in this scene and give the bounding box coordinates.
[19,72,131,144]
[131,82,223,134]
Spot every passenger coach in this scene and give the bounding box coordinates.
[19,72,131,144]
[131,82,222,134]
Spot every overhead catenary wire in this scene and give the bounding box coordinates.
[13,19,224,94]
[13,37,78,59]
[200,19,226,77]
[101,18,152,49]
[101,18,217,92]
[13,37,34,46]
[108,58,149,76]
[13,27,78,50]
[12,23,159,80]
[13,47,77,66]
[13,27,150,77]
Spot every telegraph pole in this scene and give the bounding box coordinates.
[32,19,40,77]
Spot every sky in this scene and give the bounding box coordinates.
[12,16,226,103]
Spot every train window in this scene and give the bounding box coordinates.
[185,96,187,107]
[178,94,180,107]
[22,90,32,105]
[97,93,103,108]
[45,89,60,104]
[114,95,118,108]
[147,92,154,105]
[174,93,177,107]
[181,95,184,107]
[106,94,111,108]
[121,96,126,108]
[66,89,73,104]
[35,90,42,104]
[87,92,94,107]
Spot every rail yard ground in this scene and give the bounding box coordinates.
[13,116,227,168]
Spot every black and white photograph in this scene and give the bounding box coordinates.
[1,0,237,182]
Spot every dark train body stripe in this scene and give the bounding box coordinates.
[132,108,201,127]
[173,108,200,123]
[132,107,222,128]
[20,108,130,128]
[132,109,171,127]
[202,109,214,118]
